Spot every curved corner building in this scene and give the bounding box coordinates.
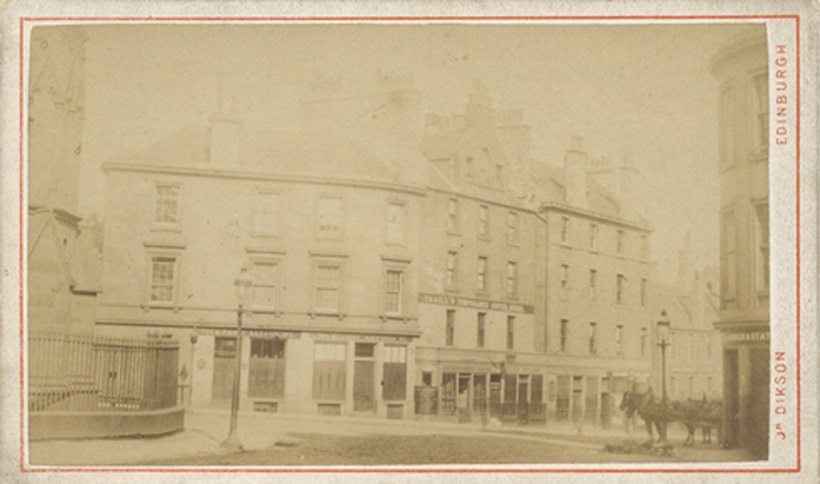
[710,27,770,459]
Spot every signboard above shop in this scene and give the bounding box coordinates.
[418,293,534,314]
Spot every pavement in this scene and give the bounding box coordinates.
[27,408,731,467]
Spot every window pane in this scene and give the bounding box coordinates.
[155,185,179,225]
[150,257,175,303]
[315,266,340,311]
[387,203,405,242]
[253,262,277,309]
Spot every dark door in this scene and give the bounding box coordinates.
[724,349,740,447]
[517,382,529,424]
[489,374,502,417]
[353,360,375,411]
[572,389,584,425]
[212,337,236,406]
[600,393,612,429]
[748,347,770,458]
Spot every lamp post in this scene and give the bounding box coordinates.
[188,325,199,409]
[656,309,671,446]
[222,265,253,451]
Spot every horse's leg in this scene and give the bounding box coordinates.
[645,419,654,443]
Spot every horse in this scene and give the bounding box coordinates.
[620,390,700,446]
[696,398,722,444]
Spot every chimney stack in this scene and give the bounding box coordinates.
[564,135,589,208]
[209,94,241,168]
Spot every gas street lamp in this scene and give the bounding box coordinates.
[656,309,671,446]
[221,265,253,451]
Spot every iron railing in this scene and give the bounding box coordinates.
[28,332,179,412]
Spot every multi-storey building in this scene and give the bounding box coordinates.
[96,75,656,427]
[710,27,769,458]
[536,138,654,429]
[98,104,425,418]
[650,241,722,402]
[414,91,545,423]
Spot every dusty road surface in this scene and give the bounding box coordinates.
[141,432,748,466]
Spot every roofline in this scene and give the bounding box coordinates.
[539,202,653,233]
[103,162,427,198]
[424,186,538,215]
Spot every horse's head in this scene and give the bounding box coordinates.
[620,391,642,417]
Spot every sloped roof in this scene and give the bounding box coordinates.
[113,124,422,187]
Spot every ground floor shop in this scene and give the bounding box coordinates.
[716,320,769,458]
[97,322,418,419]
[546,370,649,430]
[413,349,546,424]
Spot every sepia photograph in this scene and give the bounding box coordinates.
[5,4,815,480]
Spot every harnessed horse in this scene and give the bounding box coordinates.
[619,390,701,446]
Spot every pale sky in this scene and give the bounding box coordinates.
[74,22,761,282]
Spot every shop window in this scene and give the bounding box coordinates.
[248,338,285,398]
[382,345,407,401]
[312,342,346,400]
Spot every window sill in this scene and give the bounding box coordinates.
[380,314,410,323]
[251,309,285,317]
[308,311,346,320]
[142,303,181,313]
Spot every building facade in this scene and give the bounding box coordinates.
[28,26,101,337]
[98,111,425,418]
[97,76,657,426]
[538,137,654,429]
[710,27,770,458]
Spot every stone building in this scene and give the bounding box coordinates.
[650,238,722,403]
[710,27,770,458]
[97,100,427,417]
[536,138,654,429]
[27,25,101,336]
[96,75,656,426]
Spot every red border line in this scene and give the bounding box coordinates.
[19,14,800,22]
[794,14,801,474]
[18,14,802,475]
[18,16,26,472]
